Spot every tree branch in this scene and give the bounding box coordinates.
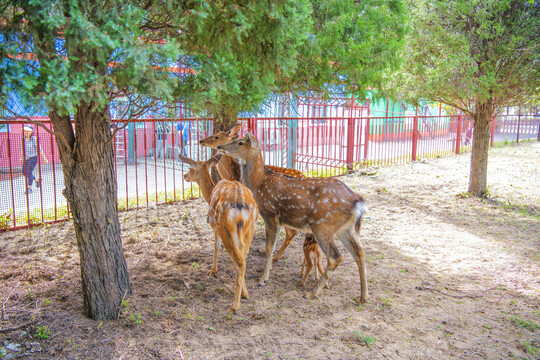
[437,96,474,117]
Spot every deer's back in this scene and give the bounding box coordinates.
[253,173,364,231]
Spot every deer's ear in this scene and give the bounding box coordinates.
[228,125,241,138]
[245,133,259,149]
[179,154,199,170]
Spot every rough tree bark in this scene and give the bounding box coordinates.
[50,102,132,320]
[468,98,493,197]
[212,105,239,133]
[210,104,240,183]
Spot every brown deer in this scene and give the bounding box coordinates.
[300,234,325,287]
[180,154,258,313]
[217,133,368,301]
[200,124,309,263]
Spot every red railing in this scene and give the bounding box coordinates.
[1,112,538,230]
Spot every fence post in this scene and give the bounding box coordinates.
[128,122,135,164]
[247,117,256,134]
[490,112,496,147]
[412,108,418,161]
[287,96,298,169]
[363,117,370,163]
[517,101,521,143]
[346,114,355,170]
[455,115,462,154]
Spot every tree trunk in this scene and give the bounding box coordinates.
[50,103,132,320]
[212,105,239,133]
[210,104,240,183]
[468,99,493,197]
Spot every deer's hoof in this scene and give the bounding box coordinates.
[303,292,315,300]
[228,307,238,314]
[209,270,218,277]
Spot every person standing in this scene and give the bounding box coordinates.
[155,121,170,159]
[177,121,190,156]
[464,123,473,145]
[21,125,48,194]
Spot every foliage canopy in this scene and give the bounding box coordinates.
[0,1,181,118]
[393,0,540,114]
[280,0,407,100]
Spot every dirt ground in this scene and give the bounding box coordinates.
[1,142,539,360]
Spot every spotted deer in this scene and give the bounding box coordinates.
[217,133,368,301]
[180,155,259,313]
[300,234,325,287]
[200,124,310,264]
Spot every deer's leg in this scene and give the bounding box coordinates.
[301,247,314,287]
[272,227,297,263]
[312,252,318,281]
[230,256,247,314]
[241,227,255,298]
[314,247,329,289]
[210,234,222,277]
[222,237,248,314]
[259,216,279,286]
[300,256,307,278]
[305,228,342,299]
[315,248,324,280]
[338,229,368,302]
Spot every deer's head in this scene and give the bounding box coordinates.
[179,154,221,183]
[216,133,260,162]
[199,125,241,149]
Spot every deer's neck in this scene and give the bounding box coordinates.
[240,151,267,191]
[197,169,215,203]
[217,155,241,181]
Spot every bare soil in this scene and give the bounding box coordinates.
[1,142,539,360]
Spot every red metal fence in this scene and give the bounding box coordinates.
[1,111,539,230]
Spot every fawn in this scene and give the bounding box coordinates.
[300,233,325,287]
[217,133,368,301]
[200,124,310,263]
[180,154,259,313]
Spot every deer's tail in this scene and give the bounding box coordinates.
[353,199,367,234]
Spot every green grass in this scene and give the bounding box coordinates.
[2,187,201,231]
[350,329,375,347]
[522,341,539,355]
[510,316,539,331]
[36,325,51,339]
[492,137,536,149]
[304,167,345,178]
